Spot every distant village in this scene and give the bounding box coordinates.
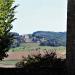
[11,33,33,48]
[10,32,41,48]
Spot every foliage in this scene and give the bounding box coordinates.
[10,32,20,48]
[0,0,18,60]
[15,52,66,74]
[32,31,66,46]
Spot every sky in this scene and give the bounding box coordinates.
[11,0,67,35]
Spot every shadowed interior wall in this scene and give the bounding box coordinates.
[67,0,75,75]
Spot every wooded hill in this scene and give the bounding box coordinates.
[10,31,66,48]
[32,31,66,46]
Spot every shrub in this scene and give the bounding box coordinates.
[15,51,66,75]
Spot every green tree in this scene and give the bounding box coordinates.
[0,0,18,60]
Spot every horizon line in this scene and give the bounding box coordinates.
[11,30,67,35]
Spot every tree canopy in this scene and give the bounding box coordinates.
[0,0,17,60]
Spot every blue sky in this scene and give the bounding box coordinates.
[11,0,67,35]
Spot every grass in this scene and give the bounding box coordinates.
[9,43,66,52]
[0,60,20,65]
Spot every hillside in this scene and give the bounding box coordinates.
[10,31,66,48]
[32,31,66,46]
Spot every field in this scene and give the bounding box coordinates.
[0,43,66,68]
[9,43,66,52]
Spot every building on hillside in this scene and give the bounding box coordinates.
[23,34,32,43]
